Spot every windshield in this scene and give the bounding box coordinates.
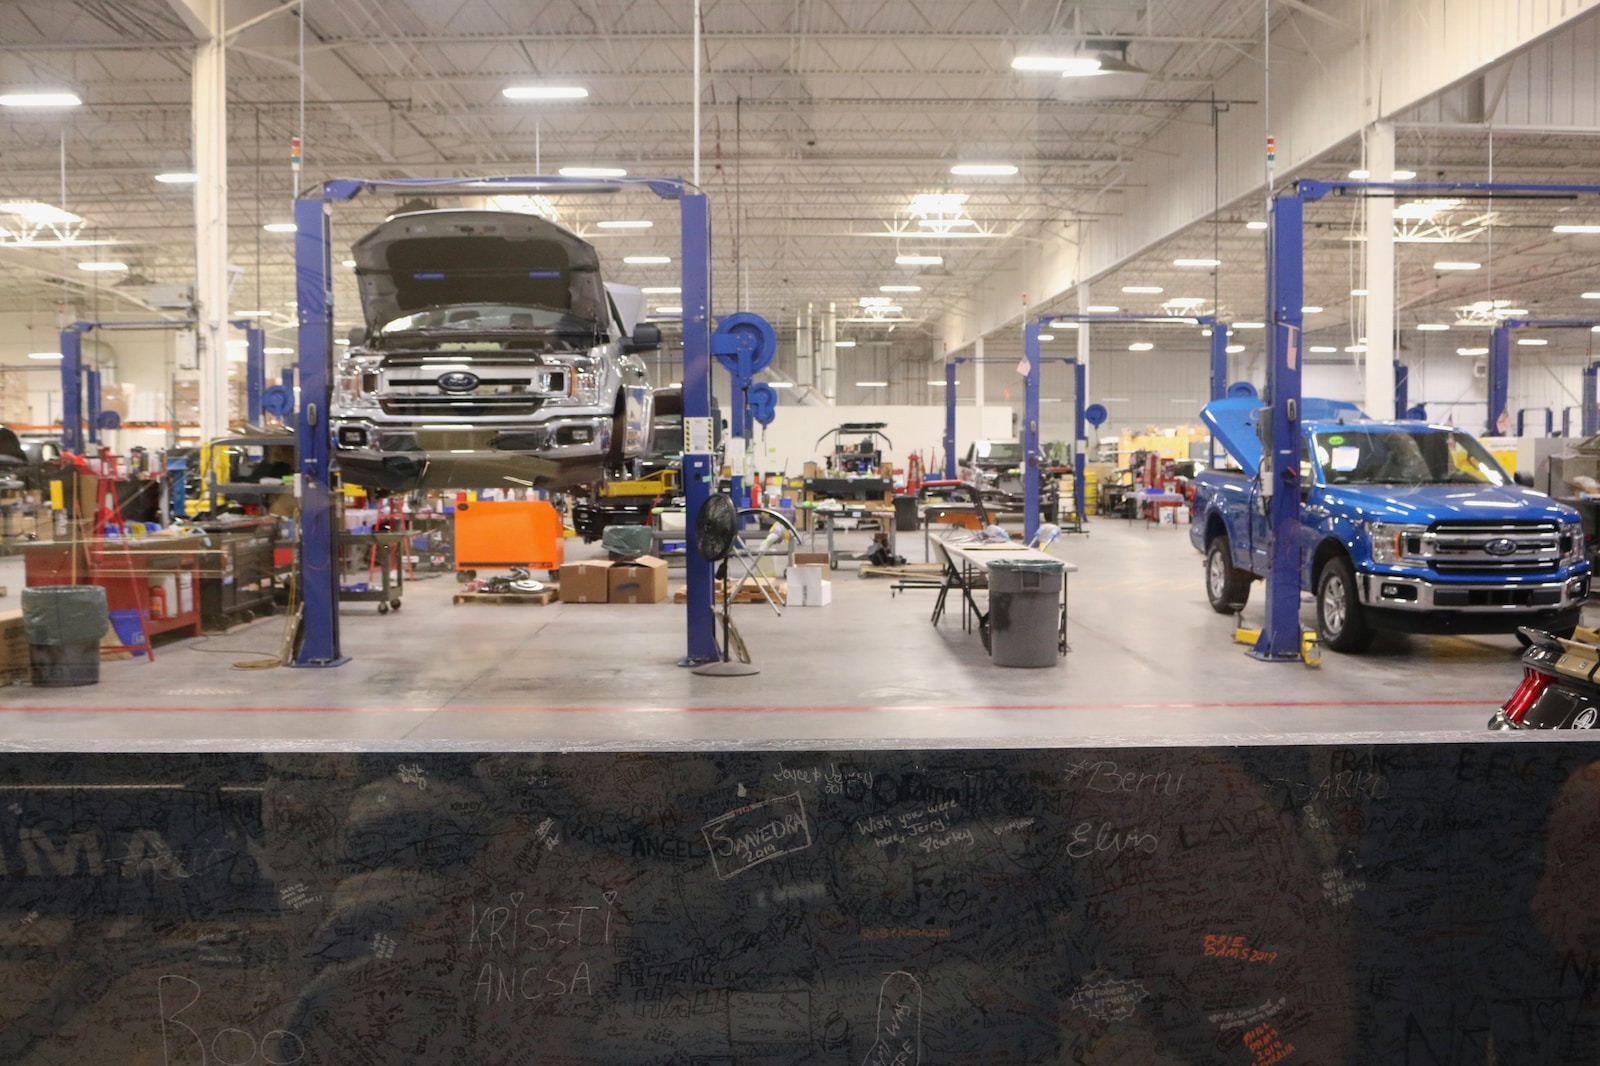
[973,441,1024,463]
[378,303,597,336]
[1313,428,1511,486]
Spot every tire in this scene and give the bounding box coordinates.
[377,601,390,615]
[1317,555,1375,653]
[1204,536,1251,614]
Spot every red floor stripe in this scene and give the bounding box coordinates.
[0,698,1491,713]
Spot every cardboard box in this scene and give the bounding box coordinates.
[608,555,669,604]
[559,560,613,603]
[786,564,832,607]
[793,552,832,570]
[0,609,29,686]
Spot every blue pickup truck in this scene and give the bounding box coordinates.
[1190,398,1590,652]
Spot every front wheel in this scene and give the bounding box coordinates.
[1317,556,1374,653]
[1205,536,1251,614]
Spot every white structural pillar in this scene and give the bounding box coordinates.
[796,305,813,393]
[819,302,837,402]
[1364,121,1396,419]
[1076,282,1091,401]
[973,336,986,412]
[192,0,230,440]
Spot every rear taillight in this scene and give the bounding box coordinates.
[1502,668,1552,724]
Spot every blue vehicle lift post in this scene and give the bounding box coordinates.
[1265,179,1600,661]
[292,175,719,667]
[228,319,266,424]
[1492,318,1600,437]
[60,319,201,454]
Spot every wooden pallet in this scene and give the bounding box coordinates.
[453,588,560,606]
[672,582,786,605]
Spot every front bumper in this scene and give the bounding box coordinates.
[331,416,611,491]
[1357,570,1589,613]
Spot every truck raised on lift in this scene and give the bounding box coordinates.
[1190,397,1590,652]
[330,209,661,492]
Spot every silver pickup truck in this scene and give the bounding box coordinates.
[331,209,660,492]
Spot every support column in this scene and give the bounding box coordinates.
[973,337,985,416]
[1364,121,1396,419]
[819,303,837,402]
[59,328,84,453]
[1584,362,1599,438]
[1072,359,1087,524]
[193,0,230,441]
[796,306,813,395]
[246,326,265,424]
[680,192,718,665]
[943,359,958,479]
[1023,321,1041,542]
[1489,326,1511,436]
[1076,283,1092,434]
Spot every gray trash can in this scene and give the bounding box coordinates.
[21,585,109,687]
[893,495,919,532]
[987,558,1063,668]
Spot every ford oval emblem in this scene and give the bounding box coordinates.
[1483,537,1518,556]
[437,371,479,393]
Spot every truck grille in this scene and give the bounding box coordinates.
[1424,521,1567,575]
[376,361,565,419]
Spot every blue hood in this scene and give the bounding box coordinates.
[1202,397,1366,471]
[1323,483,1580,524]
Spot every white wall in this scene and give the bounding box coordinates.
[717,402,1012,477]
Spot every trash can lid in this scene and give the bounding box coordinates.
[988,557,1064,574]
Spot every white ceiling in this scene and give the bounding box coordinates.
[2,0,1600,377]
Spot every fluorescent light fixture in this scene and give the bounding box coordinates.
[1225,344,1246,353]
[1394,199,1459,221]
[1580,292,1600,299]
[1201,329,1212,337]
[226,339,249,348]
[263,222,296,233]
[1037,334,1055,342]
[1174,257,1221,267]
[335,338,351,346]
[1345,345,1367,353]
[1308,346,1339,353]
[1457,347,1489,356]
[768,382,794,388]
[928,379,958,386]
[1518,337,1549,346]
[1128,342,1154,352]
[263,347,294,355]
[639,286,681,294]
[596,220,652,229]
[1234,322,1266,329]
[855,381,888,387]
[859,296,893,307]
[896,254,943,265]
[503,86,589,100]
[0,91,81,108]
[1302,305,1323,314]
[1011,55,1104,75]
[1165,297,1206,308]
[1121,286,1163,294]
[1416,323,1450,331]
[834,339,857,348]
[1434,260,1481,271]
[653,305,683,314]
[1553,225,1600,234]
[1087,304,1119,313]
[1245,220,1268,231]
[1047,321,1080,329]
[27,351,62,360]
[559,166,626,178]
[880,284,921,293]
[154,172,199,184]
[949,163,1017,177]
[77,261,126,272]
[342,259,357,268]
[1498,308,1530,316]
[1348,168,1417,180]
[624,255,671,264]
[232,309,272,317]
[1351,288,1368,296]
[0,201,81,225]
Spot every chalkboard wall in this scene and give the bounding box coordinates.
[0,743,1598,1065]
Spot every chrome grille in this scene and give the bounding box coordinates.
[375,360,565,419]
[1423,521,1566,575]
[381,395,547,417]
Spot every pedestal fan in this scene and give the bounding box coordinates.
[692,492,759,677]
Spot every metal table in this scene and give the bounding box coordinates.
[931,541,1076,654]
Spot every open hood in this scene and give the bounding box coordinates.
[352,210,608,334]
[1201,397,1366,473]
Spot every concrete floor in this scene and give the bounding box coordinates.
[0,518,1563,748]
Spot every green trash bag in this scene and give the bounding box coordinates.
[21,585,110,646]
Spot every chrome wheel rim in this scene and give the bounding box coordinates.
[1207,551,1227,601]
[1323,575,1348,634]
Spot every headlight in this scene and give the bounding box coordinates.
[546,355,601,406]
[335,355,383,410]
[1562,522,1588,567]
[1367,521,1429,565]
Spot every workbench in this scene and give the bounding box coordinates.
[807,503,896,567]
[930,541,1075,655]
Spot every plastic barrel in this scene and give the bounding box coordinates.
[21,585,109,687]
[1085,472,1099,515]
[987,558,1064,668]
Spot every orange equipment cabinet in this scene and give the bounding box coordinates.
[452,500,565,575]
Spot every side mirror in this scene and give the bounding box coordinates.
[623,322,662,354]
[1514,471,1534,488]
[347,326,368,348]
